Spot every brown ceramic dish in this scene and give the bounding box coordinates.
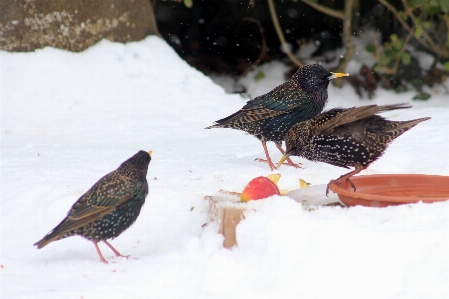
[328,174,449,207]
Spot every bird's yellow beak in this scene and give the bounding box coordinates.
[277,154,290,169]
[148,150,153,155]
[329,72,349,79]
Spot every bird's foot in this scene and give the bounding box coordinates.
[326,178,357,197]
[326,179,343,197]
[285,157,302,169]
[116,254,130,259]
[326,181,335,197]
[348,178,356,192]
[103,240,128,259]
[100,257,109,264]
[256,158,277,171]
[258,158,301,170]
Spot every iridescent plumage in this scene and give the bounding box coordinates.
[278,104,430,194]
[206,64,348,170]
[34,150,152,263]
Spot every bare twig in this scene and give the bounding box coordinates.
[400,0,438,49]
[369,29,414,75]
[301,0,344,19]
[297,0,355,86]
[267,0,304,67]
[369,31,383,64]
[235,18,267,82]
[333,0,356,75]
[391,28,414,74]
[378,0,449,58]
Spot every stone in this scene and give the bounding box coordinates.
[0,0,159,52]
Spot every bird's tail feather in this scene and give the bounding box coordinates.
[34,232,62,249]
[205,110,244,129]
[386,117,431,138]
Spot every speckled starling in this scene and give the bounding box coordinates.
[277,104,430,194]
[34,150,152,263]
[206,64,348,170]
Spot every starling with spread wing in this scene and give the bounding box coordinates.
[277,104,430,194]
[206,64,348,170]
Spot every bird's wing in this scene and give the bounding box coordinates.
[240,84,319,122]
[67,173,137,221]
[316,104,412,135]
[44,173,140,236]
[313,105,378,135]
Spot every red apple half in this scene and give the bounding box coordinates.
[240,176,281,202]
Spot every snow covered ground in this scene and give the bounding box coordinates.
[1,36,448,299]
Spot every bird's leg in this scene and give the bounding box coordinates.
[326,167,364,196]
[257,142,277,170]
[103,240,129,259]
[275,144,302,168]
[92,241,108,263]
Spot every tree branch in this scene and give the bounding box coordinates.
[267,0,304,67]
[378,0,449,58]
[330,0,356,86]
[301,0,345,19]
[236,18,267,82]
[400,0,438,49]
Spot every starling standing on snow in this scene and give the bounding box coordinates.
[34,150,152,263]
[206,64,348,170]
[277,104,430,194]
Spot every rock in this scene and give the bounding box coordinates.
[0,0,159,52]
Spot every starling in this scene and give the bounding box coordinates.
[34,150,152,263]
[206,64,348,170]
[277,104,430,194]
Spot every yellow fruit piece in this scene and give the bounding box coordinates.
[279,189,289,196]
[299,179,311,188]
[266,173,281,185]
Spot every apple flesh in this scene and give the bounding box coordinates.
[240,176,281,202]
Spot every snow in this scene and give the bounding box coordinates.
[1,36,448,299]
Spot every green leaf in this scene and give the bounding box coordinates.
[393,39,403,50]
[384,48,398,60]
[398,11,408,21]
[443,61,449,71]
[409,0,428,7]
[409,78,423,91]
[413,92,431,100]
[424,5,441,14]
[441,0,449,13]
[183,0,193,8]
[395,85,408,93]
[401,53,411,65]
[422,21,431,29]
[414,25,424,38]
[254,71,265,82]
[380,54,393,66]
[390,34,398,44]
[365,45,376,54]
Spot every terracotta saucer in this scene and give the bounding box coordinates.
[328,174,449,207]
